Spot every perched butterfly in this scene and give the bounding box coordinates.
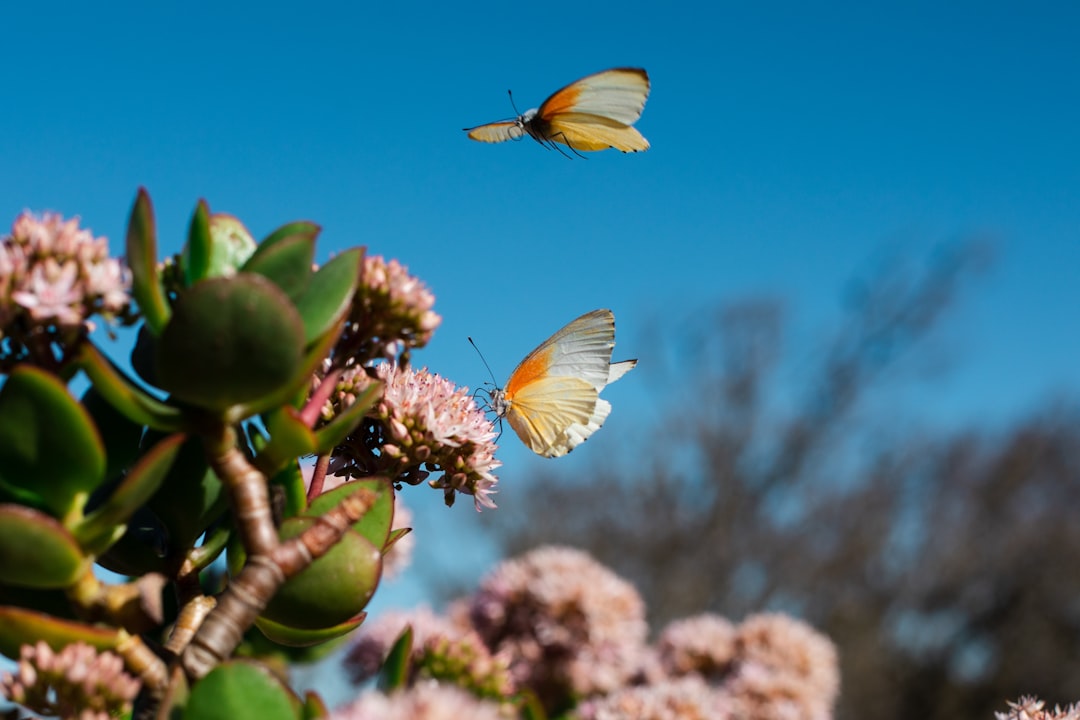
[464,68,650,155]
[486,309,636,458]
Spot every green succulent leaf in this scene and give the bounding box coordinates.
[260,518,381,630]
[81,385,146,483]
[125,188,171,334]
[156,274,306,413]
[378,626,413,691]
[0,505,89,589]
[269,459,309,519]
[253,612,366,648]
[94,506,169,576]
[241,230,316,303]
[0,583,77,620]
[229,314,345,422]
[75,342,185,432]
[146,433,227,553]
[384,526,412,554]
[301,691,330,720]
[259,408,317,474]
[305,478,395,549]
[183,660,301,720]
[294,248,362,346]
[182,201,213,287]
[0,366,106,518]
[0,606,120,660]
[519,690,549,720]
[72,433,186,555]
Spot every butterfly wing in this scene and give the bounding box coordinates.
[465,120,525,144]
[501,309,636,457]
[538,68,651,126]
[504,376,599,456]
[530,68,651,152]
[505,309,617,394]
[541,113,650,152]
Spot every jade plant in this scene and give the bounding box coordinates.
[0,189,501,719]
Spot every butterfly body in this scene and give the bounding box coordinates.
[489,309,636,457]
[465,68,651,154]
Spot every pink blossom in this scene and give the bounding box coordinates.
[0,641,140,720]
[468,546,649,709]
[0,211,130,357]
[330,681,506,720]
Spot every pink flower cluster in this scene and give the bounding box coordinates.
[0,212,129,339]
[338,546,842,720]
[344,605,514,701]
[0,641,140,720]
[331,680,506,720]
[328,363,499,510]
[341,254,441,364]
[469,546,649,704]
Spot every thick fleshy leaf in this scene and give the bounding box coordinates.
[146,434,227,552]
[0,367,105,517]
[261,518,381,630]
[73,433,186,555]
[0,583,77,620]
[293,248,362,346]
[259,408,317,474]
[125,188,170,334]
[207,213,258,279]
[312,380,382,455]
[0,607,120,660]
[183,660,300,720]
[269,460,309,520]
[520,690,549,720]
[241,231,316,303]
[253,612,366,648]
[94,506,169,576]
[305,479,394,549]
[383,527,412,554]
[156,274,306,412]
[75,342,184,431]
[182,201,213,287]
[0,505,89,588]
[228,314,345,422]
[80,386,146,483]
[378,626,413,691]
[301,691,329,720]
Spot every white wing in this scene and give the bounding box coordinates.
[537,68,650,126]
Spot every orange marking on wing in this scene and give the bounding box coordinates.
[539,83,584,119]
[504,345,556,397]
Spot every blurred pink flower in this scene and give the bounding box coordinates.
[468,546,649,710]
[330,681,506,720]
[722,613,840,720]
[344,606,514,700]
[0,641,140,720]
[656,614,738,681]
[578,676,735,720]
[0,212,130,359]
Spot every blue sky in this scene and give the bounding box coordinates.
[3,0,1079,702]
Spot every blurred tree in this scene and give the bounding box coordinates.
[490,244,1080,719]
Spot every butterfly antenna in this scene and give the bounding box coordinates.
[507,89,521,117]
[468,336,500,390]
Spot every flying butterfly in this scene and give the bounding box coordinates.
[483,309,637,458]
[464,68,650,156]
